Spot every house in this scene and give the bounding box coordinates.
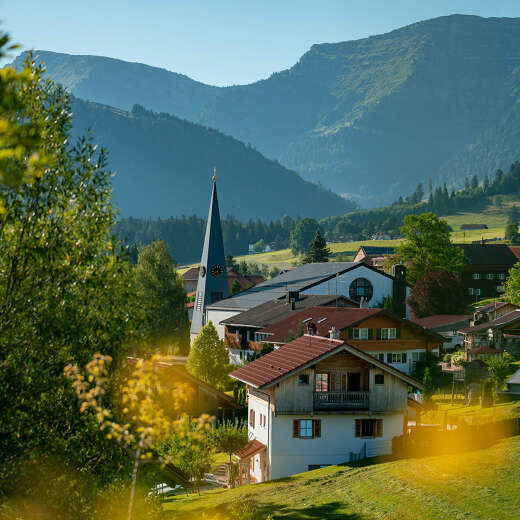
[501,369,520,399]
[254,307,444,374]
[221,294,358,364]
[353,246,395,270]
[460,224,488,230]
[454,243,517,299]
[459,309,520,358]
[473,301,518,323]
[411,314,471,351]
[126,357,240,420]
[206,262,410,342]
[230,335,424,483]
[466,346,503,362]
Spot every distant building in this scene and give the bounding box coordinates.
[455,243,517,299]
[230,335,424,483]
[221,294,358,364]
[254,307,443,375]
[411,314,471,351]
[460,224,488,230]
[353,246,395,270]
[206,262,411,344]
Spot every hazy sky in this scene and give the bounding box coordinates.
[3,0,520,86]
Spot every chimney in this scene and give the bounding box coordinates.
[329,326,340,340]
[291,301,296,311]
[391,264,407,318]
[287,290,299,305]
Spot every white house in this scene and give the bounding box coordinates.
[206,262,410,346]
[230,334,424,483]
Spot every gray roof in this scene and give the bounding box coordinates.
[207,262,366,312]
[220,294,357,329]
[507,369,520,385]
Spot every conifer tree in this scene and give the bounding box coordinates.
[187,321,230,389]
[302,229,331,264]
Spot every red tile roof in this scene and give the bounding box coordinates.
[412,314,471,329]
[509,247,520,259]
[230,335,344,387]
[234,439,266,460]
[476,301,514,314]
[230,335,424,390]
[258,307,382,343]
[182,267,200,280]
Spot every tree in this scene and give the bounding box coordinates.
[505,222,519,244]
[485,353,514,397]
[230,279,243,295]
[407,270,467,318]
[187,322,230,389]
[386,213,465,284]
[253,238,265,253]
[290,218,319,255]
[135,240,190,355]
[302,229,331,263]
[0,50,142,516]
[504,263,520,305]
[163,416,214,495]
[211,420,248,465]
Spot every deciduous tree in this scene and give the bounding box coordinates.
[290,218,319,255]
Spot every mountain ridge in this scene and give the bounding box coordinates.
[69,97,354,219]
[13,14,520,205]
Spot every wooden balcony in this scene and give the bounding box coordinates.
[313,391,369,410]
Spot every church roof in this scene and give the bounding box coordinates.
[208,261,400,312]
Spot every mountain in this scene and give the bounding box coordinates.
[13,15,520,206]
[69,99,354,219]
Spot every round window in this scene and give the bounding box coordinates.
[349,277,373,303]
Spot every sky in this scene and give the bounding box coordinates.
[3,0,520,86]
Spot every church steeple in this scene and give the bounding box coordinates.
[190,173,229,337]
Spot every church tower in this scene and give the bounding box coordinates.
[190,172,229,339]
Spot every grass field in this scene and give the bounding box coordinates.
[163,436,520,520]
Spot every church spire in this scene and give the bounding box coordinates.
[190,173,229,338]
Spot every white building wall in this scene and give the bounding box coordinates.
[268,413,403,480]
[303,265,411,317]
[205,309,240,338]
[248,393,271,483]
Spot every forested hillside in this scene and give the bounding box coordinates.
[16,15,520,205]
[70,99,355,219]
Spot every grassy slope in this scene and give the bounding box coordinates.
[163,436,520,520]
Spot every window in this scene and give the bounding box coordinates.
[355,419,383,438]
[468,288,475,295]
[498,273,506,280]
[497,285,505,293]
[475,288,482,296]
[255,332,270,342]
[374,374,385,385]
[298,374,309,385]
[293,419,321,439]
[353,328,370,339]
[349,278,374,302]
[386,352,407,364]
[235,330,240,342]
[378,353,385,362]
[472,273,481,280]
[486,273,494,280]
[380,328,397,340]
[249,409,255,428]
[315,373,329,392]
[412,351,426,362]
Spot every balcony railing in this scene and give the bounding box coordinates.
[313,391,369,410]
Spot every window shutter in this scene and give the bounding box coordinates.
[376,419,383,438]
[330,373,336,391]
[396,328,401,339]
[377,328,382,340]
[368,328,373,340]
[348,328,353,339]
[293,420,300,438]
[313,419,321,438]
[387,353,392,363]
[250,410,255,428]
[355,419,361,438]
[402,352,407,364]
[341,373,347,392]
